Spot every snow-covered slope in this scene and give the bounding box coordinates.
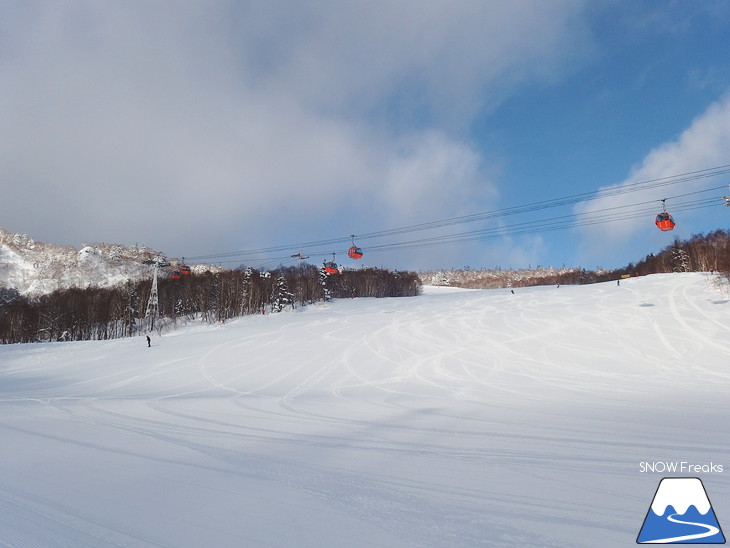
[0,273,729,547]
[0,228,190,296]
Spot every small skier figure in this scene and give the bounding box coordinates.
[146,335,151,347]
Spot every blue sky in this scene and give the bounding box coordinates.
[1,1,729,273]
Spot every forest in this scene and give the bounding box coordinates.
[0,264,421,344]
[1,230,728,344]
[420,229,730,289]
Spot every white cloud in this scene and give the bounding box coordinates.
[0,1,592,264]
[382,131,492,221]
[239,0,591,125]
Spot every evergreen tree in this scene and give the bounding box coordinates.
[272,275,294,312]
[319,267,331,302]
[671,240,691,272]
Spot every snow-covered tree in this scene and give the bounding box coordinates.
[272,275,293,312]
[319,267,331,302]
[241,267,253,315]
[671,240,691,272]
[0,287,22,306]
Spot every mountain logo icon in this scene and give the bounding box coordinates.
[637,477,725,544]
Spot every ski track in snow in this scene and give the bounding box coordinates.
[1,273,729,547]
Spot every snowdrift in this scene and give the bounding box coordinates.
[1,273,729,547]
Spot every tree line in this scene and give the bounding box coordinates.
[0,264,421,344]
[2,230,727,343]
[420,230,730,289]
[610,230,730,279]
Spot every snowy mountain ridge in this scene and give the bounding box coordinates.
[0,227,188,296]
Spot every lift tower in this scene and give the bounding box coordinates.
[143,256,168,332]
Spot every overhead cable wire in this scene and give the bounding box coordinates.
[185,165,730,265]
[352,166,730,240]
[219,195,722,268]
[359,200,721,255]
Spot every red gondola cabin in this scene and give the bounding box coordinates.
[348,246,363,260]
[655,211,675,231]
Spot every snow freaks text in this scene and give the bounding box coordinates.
[639,461,724,474]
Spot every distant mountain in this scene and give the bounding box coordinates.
[0,228,190,296]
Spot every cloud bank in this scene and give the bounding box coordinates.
[0,1,591,267]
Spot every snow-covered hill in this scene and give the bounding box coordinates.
[0,228,205,296]
[1,273,729,547]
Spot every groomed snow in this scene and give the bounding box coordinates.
[1,273,729,547]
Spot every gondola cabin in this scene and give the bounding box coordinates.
[323,261,339,274]
[180,265,191,275]
[655,211,675,231]
[348,245,363,260]
[170,271,182,280]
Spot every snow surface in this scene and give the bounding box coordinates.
[1,273,729,547]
